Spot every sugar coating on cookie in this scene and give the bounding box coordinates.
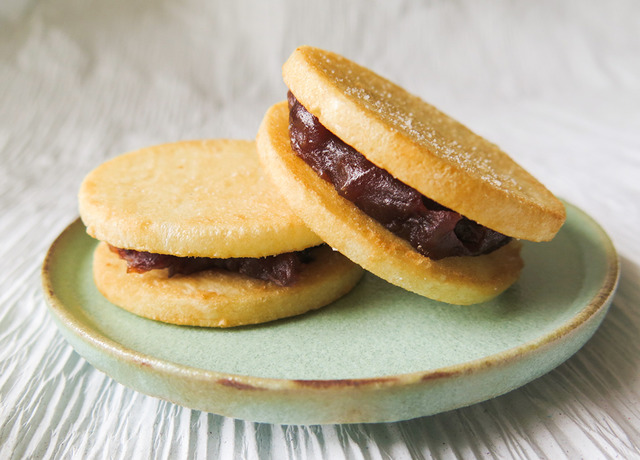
[283,46,565,242]
[257,102,523,305]
[93,242,363,327]
[79,140,322,258]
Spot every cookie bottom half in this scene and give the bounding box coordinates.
[93,242,364,327]
[257,102,523,305]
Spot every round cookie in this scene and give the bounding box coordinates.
[80,139,364,326]
[257,102,523,305]
[282,46,565,242]
[93,242,363,328]
[79,139,322,258]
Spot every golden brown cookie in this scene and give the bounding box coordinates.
[257,102,523,305]
[282,46,565,242]
[79,139,322,258]
[79,139,364,326]
[93,242,362,327]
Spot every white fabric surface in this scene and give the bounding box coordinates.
[1,0,639,458]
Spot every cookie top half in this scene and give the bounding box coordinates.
[283,46,565,242]
[79,139,322,258]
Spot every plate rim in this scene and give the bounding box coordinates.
[42,202,620,392]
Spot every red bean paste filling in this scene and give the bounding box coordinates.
[109,245,315,287]
[287,91,511,260]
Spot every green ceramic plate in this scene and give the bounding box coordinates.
[42,203,618,424]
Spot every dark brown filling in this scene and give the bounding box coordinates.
[287,91,510,260]
[109,244,315,287]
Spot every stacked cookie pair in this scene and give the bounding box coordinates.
[79,46,565,328]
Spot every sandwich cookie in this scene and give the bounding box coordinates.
[79,139,363,327]
[257,46,565,305]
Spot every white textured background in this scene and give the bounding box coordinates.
[1,0,639,458]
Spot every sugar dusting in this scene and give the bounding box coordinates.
[316,51,525,194]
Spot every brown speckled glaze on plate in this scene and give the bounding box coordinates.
[42,202,618,424]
